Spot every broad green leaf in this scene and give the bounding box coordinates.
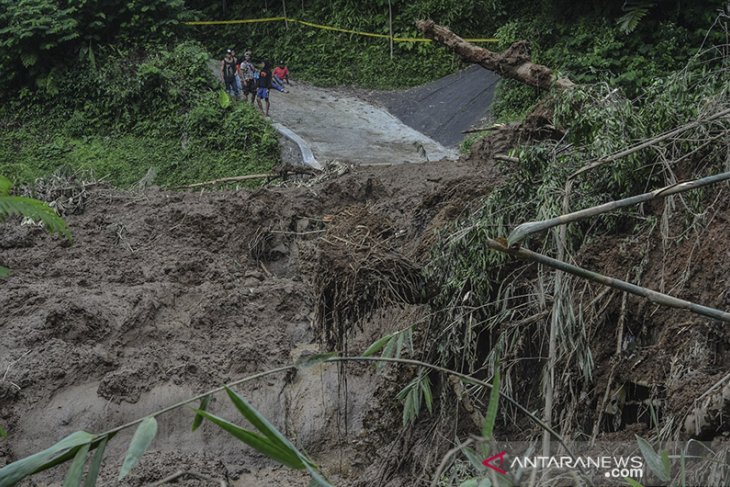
[195,409,304,469]
[0,426,6,438]
[478,479,492,487]
[84,434,111,487]
[62,442,90,487]
[219,90,231,109]
[0,176,11,196]
[296,352,338,368]
[0,266,9,278]
[635,435,670,483]
[459,479,479,487]
[191,395,211,432]
[483,358,501,440]
[363,333,393,357]
[119,417,157,480]
[0,431,94,487]
[624,478,644,487]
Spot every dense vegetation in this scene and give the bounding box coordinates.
[1,0,725,187]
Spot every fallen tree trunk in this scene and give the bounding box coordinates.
[416,19,574,91]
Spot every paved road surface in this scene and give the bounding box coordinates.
[380,65,500,147]
[269,84,457,165]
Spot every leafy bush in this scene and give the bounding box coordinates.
[0,41,279,188]
[0,0,187,94]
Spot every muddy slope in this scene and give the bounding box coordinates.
[0,159,499,486]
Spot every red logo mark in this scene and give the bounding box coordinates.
[482,451,507,474]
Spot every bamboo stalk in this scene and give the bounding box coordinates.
[569,107,730,180]
[485,238,730,323]
[507,170,730,247]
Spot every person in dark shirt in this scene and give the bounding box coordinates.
[220,49,240,99]
[256,60,273,117]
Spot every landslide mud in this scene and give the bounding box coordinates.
[0,159,498,486]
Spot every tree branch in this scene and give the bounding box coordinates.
[416,19,574,91]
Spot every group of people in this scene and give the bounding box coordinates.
[221,49,290,117]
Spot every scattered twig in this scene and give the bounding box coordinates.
[148,470,227,487]
[429,438,473,487]
[494,154,520,163]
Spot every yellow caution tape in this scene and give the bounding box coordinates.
[183,17,499,43]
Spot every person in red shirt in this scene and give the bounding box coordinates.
[273,61,290,86]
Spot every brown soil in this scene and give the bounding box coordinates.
[2,130,730,486]
[0,157,500,486]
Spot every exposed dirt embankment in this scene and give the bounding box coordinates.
[0,158,500,486]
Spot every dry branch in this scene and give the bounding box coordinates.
[416,19,574,91]
[508,170,730,246]
[485,238,730,323]
[177,166,319,189]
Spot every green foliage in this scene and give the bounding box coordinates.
[196,386,333,486]
[0,431,94,487]
[425,47,728,428]
[0,176,71,271]
[0,42,279,188]
[490,1,725,120]
[119,417,158,480]
[0,0,187,94]
[616,1,656,34]
[636,435,671,483]
[397,372,433,425]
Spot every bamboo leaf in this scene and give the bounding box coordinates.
[624,478,644,487]
[119,417,157,480]
[421,375,433,414]
[660,450,672,480]
[635,435,670,483]
[363,333,393,357]
[462,447,486,471]
[0,266,9,278]
[303,461,335,487]
[84,434,111,487]
[191,395,211,432]
[482,357,501,440]
[395,331,404,359]
[224,387,294,452]
[195,409,304,469]
[0,431,94,487]
[62,442,90,487]
[0,426,6,438]
[459,480,479,487]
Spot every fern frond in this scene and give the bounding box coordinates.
[0,196,71,240]
[617,1,655,34]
